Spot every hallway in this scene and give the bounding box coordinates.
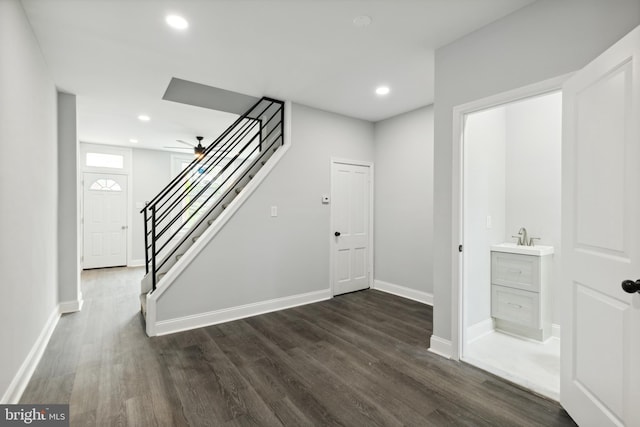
[20,267,575,426]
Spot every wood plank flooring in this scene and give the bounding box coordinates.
[20,267,577,426]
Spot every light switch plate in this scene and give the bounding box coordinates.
[271,206,278,217]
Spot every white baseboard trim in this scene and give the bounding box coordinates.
[152,288,332,336]
[1,306,60,404]
[373,280,433,305]
[428,335,452,359]
[466,318,495,343]
[552,323,561,339]
[59,299,83,314]
[128,259,145,268]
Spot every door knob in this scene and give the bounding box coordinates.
[621,279,640,294]
[334,231,341,237]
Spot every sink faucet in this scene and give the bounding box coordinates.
[512,227,540,246]
[513,227,528,246]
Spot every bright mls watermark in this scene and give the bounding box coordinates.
[0,405,68,426]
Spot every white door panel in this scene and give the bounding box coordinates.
[331,162,372,296]
[83,172,128,269]
[561,25,640,426]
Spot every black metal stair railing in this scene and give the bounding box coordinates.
[141,97,284,291]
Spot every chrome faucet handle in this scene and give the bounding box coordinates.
[528,237,540,247]
[512,235,524,246]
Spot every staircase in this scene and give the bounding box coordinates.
[139,97,284,311]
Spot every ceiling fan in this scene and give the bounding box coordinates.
[165,136,234,159]
[165,136,207,159]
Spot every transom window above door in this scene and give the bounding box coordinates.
[86,152,124,169]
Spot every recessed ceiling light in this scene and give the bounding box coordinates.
[138,114,150,122]
[129,139,138,143]
[353,15,372,27]
[375,86,390,96]
[166,15,189,30]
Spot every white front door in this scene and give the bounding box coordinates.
[331,161,372,296]
[561,26,640,426]
[83,173,128,269]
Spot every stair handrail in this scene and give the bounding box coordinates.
[153,107,283,241]
[140,96,267,212]
[156,127,283,272]
[142,97,285,290]
[155,116,283,257]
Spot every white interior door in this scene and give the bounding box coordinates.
[331,161,372,296]
[561,26,640,426]
[83,172,128,269]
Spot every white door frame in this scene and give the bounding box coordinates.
[451,73,571,361]
[329,158,374,295]
[80,143,133,267]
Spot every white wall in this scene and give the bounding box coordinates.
[505,91,562,323]
[130,148,173,264]
[0,0,59,402]
[463,107,506,327]
[156,103,374,320]
[57,92,81,307]
[373,106,433,295]
[432,0,640,346]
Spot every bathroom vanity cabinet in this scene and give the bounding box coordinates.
[490,245,553,341]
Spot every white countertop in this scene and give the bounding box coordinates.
[490,242,554,256]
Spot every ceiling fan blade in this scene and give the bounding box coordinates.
[164,146,191,150]
[176,139,195,147]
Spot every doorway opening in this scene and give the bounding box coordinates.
[80,143,132,270]
[460,90,562,400]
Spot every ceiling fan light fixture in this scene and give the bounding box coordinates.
[194,135,205,159]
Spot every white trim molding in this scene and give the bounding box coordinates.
[552,323,561,339]
[59,299,84,314]
[451,73,573,363]
[428,335,453,359]
[128,259,145,268]
[373,280,433,305]
[151,288,332,337]
[466,318,495,344]
[1,307,60,404]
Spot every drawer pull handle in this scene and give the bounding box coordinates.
[507,268,522,274]
[507,302,523,309]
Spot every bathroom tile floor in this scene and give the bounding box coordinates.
[464,331,560,400]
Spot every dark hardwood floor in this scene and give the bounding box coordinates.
[21,267,576,426]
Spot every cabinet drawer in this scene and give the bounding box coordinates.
[491,252,540,292]
[491,285,539,329]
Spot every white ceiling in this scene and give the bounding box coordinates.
[21,0,535,152]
